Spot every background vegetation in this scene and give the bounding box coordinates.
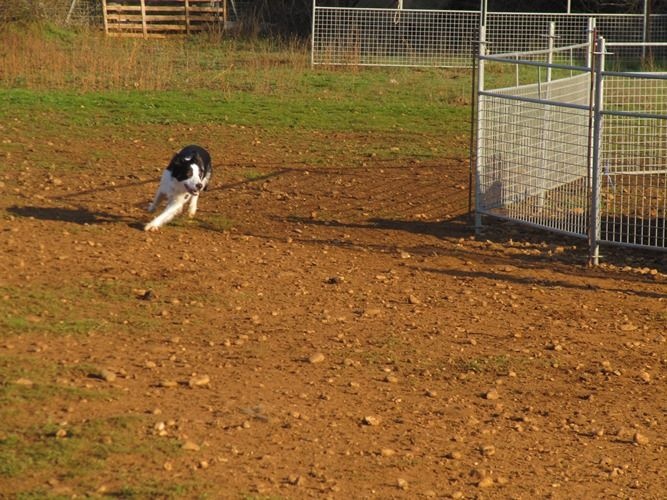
[1,0,665,36]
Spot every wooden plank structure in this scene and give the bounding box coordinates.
[102,0,230,37]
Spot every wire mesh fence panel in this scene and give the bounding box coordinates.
[486,13,667,58]
[312,7,479,67]
[600,71,667,249]
[312,4,667,68]
[477,60,592,237]
[0,0,103,25]
[477,37,667,255]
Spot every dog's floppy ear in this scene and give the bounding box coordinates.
[190,152,204,167]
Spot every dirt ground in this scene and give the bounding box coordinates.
[0,123,666,499]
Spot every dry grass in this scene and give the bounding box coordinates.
[0,23,310,92]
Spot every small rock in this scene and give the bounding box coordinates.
[182,440,200,451]
[380,448,396,457]
[287,475,306,486]
[363,308,382,318]
[639,371,651,383]
[408,295,421,305]
[89,369,116,382]
[480,444,496,457]
[158,380,178,388]
[484,389,500,400]
[384,374,399,384]
[14,378,34,386]
[633,432,649,445]
[99,369,117,382]
[188,375,210,388]
[478,476,494,488]
[397,478,409,490]
[308,352,325,364]
[362,416,382,426]
[446,451,463,460]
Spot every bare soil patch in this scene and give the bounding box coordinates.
[0,125,665,498]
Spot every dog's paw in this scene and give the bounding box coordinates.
[187,210,197,219]
[144,223,160,232]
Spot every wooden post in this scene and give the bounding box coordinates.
[101,0,109,35]
[140,0,147,38]
[185,0,190,35]
[224,0,228,25]
[65,0,78,24]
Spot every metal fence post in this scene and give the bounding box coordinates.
[311,0,317,67]
[586,18,595,68]
[474,24,487,232]
[589,36,605,266]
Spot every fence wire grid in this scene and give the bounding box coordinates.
[312,3,667,68]
[312,7,478,67]
[476,43,593,239]
[601,72,667,248]
[477,37,667,259]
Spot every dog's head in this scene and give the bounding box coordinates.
[168,150,207,195]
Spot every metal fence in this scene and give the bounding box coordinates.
[599,61,667,250]
[0,0,102,26]
[311,2,667,67]
[476,33,667,260]
[312,6,478,67]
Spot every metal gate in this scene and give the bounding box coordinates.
[476,25,667,262]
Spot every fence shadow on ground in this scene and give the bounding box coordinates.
[270,212,665,285]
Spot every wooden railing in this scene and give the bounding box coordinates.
[102,0,229,38]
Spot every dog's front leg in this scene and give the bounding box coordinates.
[187,193,199,218]
[148,171,171,212]
[147,191,163,213]
[144,194,189,231]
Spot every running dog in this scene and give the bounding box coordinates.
[145,145,212,231]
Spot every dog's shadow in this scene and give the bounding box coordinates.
[6,205,140,228]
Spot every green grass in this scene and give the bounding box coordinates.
[0,355,110,421]
[458,354,512,374]
[0,24,473,159]
[0,74,468,133]
[0,285,105,337]
[0,280,170,341]
[0,415,181,476]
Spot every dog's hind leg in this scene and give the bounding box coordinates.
[187,193,199,218]
[145,194,189,231]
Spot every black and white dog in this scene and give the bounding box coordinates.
[145,145,212,231]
